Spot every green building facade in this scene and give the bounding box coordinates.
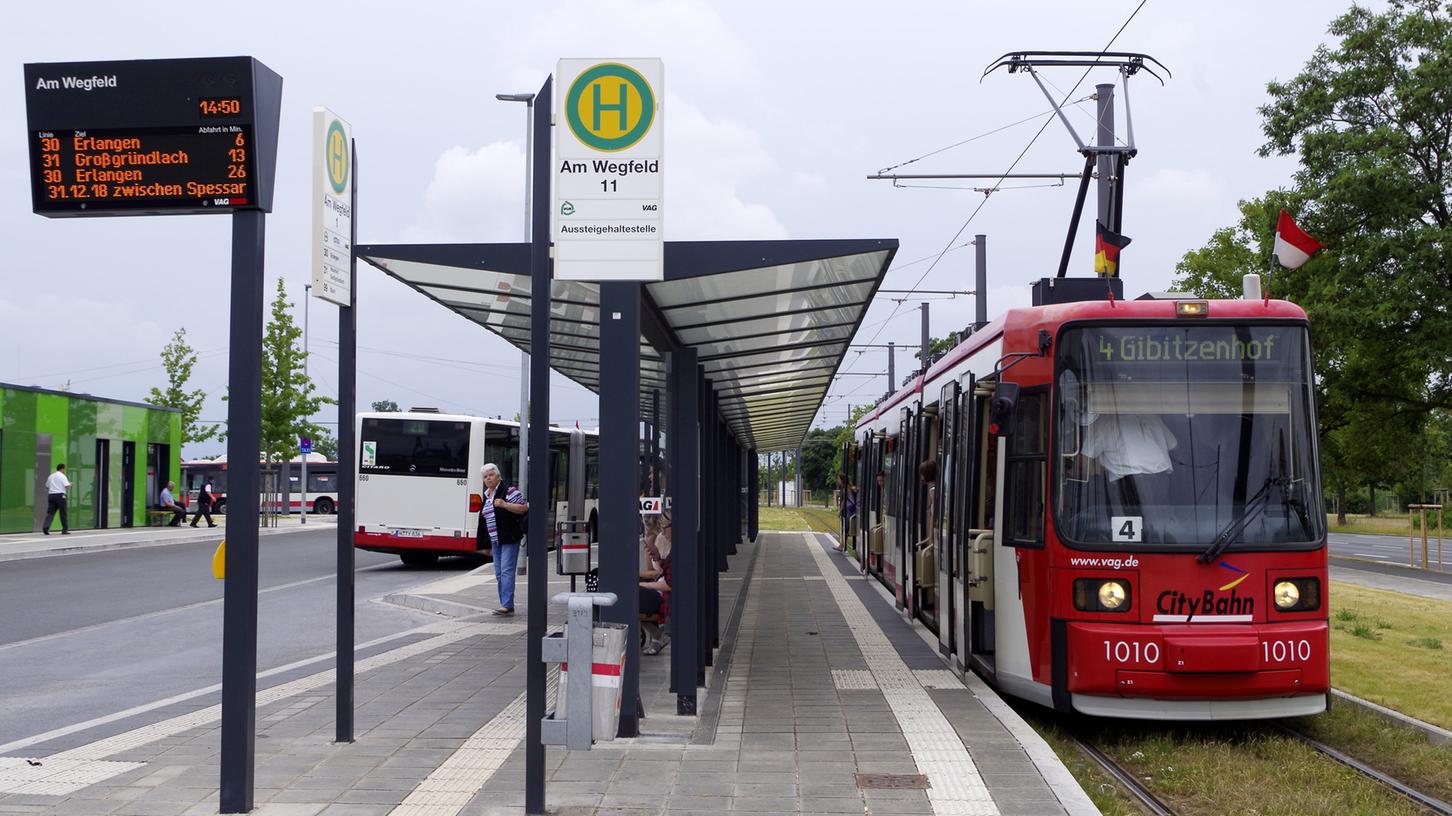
[0,383,181,533]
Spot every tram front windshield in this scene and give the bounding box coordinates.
[1055,324,1324,549]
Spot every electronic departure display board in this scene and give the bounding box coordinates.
[23,57,282,217]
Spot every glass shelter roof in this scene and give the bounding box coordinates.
[356,239,896,452]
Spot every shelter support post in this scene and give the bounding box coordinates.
[748,449,759,542]
[669,347,699,713]
[599,281,642,737]
[220,210,264,814]
[524,74,552,816]
[699,374,715,671]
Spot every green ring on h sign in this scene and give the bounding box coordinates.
[325,119,349,195]
[565,63,655,152]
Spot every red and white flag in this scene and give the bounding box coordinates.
[1273,209,1322,269]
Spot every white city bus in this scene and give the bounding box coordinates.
[353,411,598,566]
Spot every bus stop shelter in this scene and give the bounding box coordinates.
[357,237,895,731]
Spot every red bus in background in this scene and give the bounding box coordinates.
[180,458,340,515]
[848,287,1328,720]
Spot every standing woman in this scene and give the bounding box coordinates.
[479,462,528,616]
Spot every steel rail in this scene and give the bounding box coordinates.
[1277,725,1452,815]
[1068,732,1177,816]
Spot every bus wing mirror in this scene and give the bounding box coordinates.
[988,382,1019,437]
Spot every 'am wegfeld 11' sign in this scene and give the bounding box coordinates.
[553,58,663,281]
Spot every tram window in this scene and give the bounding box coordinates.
[1005,391,1047,547]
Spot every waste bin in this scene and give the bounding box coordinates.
[554,621,628,740]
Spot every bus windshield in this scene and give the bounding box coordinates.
[1054,324,1324,550]
[360,417,470,478]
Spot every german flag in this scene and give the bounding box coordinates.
[1094,221,1131,277]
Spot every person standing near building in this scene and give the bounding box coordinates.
[479,462,528,616]
[190,476,218,528]
[159,481,186,527]
[42,463,71,535]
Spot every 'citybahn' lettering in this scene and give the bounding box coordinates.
[1156,589,1254,617]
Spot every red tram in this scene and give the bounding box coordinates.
[846,285,1328,719]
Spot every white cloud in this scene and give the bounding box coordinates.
[664,96,787,240]
[401,142,527,243]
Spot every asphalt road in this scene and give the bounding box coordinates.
[0,528,480,749]
[1328,530,1447,567]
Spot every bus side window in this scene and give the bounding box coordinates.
[1004,390,1046,547]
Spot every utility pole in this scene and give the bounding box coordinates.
[301,282,309,526]
[920,302,930,374]
[975,235,988,330]
[887,341,896,396]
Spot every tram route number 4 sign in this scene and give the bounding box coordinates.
[554,58,663,282]
[1112,516,1143,543]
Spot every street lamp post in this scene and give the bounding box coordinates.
[497,92,535,504]
[302,282,310,525]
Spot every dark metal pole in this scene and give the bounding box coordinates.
[220,210,264,814]
[699,374,714,674]
[920,303,930,374]
[974,235,988,329]
[748,448,758,542]
[524,74,552,816]
[670,348,699,713]
[1055,154,1097,279]
[887,342,896,395]
[335,141,358,745]
[599,282,641,736]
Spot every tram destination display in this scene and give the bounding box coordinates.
[23,57,283,217]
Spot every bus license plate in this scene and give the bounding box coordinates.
[392,529,424,538]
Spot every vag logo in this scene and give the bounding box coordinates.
[1153,560,1254,622]
[565,63,656,152]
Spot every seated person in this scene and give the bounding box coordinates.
[639,511,672,655]
[158,481,187,527]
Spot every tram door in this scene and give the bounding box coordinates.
[914,407,939,628]
[965,376,997,673]
[893,408,913,608]
[936,381,960,658]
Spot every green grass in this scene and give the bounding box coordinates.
[755,504,842,535]
[1295,703,1452,805]
[1022,711,1423,816]
[1327,512,1451,537]
[1330,581,1452,729]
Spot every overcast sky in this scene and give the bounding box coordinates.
[2,1,1359,457]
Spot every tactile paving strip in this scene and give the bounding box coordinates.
[806,537,1000,816]
[914,669,967,689]
[388,667,558,816]
[0,757,142,795]
[832,669,879,689]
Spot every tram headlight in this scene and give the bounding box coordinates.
[1272,578,1320,612]
[1073,578,1132,612]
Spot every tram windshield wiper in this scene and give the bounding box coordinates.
[1197,476,1282,564]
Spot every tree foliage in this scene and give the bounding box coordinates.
[149,327,219,446]
[1174,0,1452,507]
[370,399,400,413]
[259,278,335,466]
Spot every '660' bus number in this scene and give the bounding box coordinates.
[1264,639,1312,663]
[1103,640,1159,664]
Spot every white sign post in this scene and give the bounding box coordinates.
[312,108,353,306]
[554,58,664,282]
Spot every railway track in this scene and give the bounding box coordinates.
[1276,724,1452,816]
[1065,731,1177,816]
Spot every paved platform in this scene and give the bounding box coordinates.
[0,530,1095,816]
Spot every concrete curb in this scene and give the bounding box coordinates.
[0,521,333,563]
[1333,688,1452,746]
[379,592,496,618]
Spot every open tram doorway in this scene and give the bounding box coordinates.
[911,405,940,629]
